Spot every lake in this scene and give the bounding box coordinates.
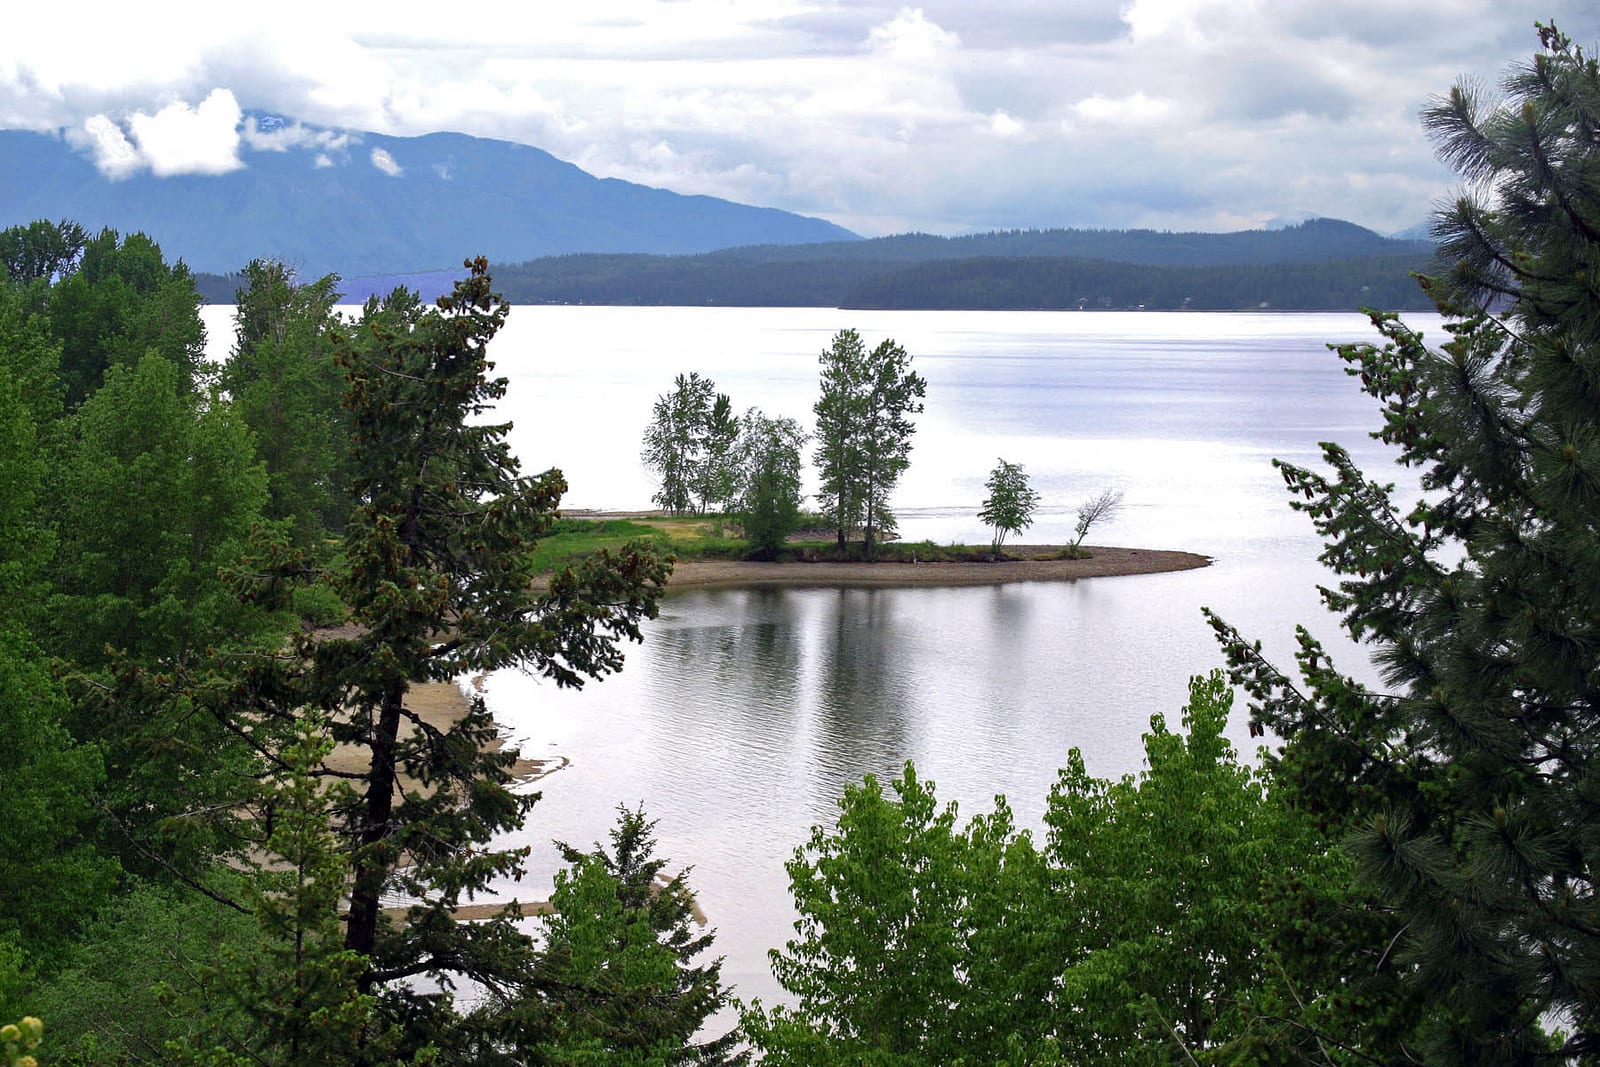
[204,303,1440,1009]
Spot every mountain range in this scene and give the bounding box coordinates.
[1,117,1439,311]
[0,119,856,278]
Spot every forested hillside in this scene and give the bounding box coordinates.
[488,218,1437,310]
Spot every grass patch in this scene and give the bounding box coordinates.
[530,515,750,573]
[529,519,1096,573]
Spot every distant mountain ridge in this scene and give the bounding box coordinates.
[641,217,1432,268]
[482,218,1440,311]
[0,121,857,278]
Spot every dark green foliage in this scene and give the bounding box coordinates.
[220,259,353,547]
[0,219,86,285]
[488,219,1437,310]
[0,360,53,629]
[47,353,271,670]
[737,409,806,559]
[813,330,925,558]
[46,228,206,408]
[211,259,669,1056]
[475,806,744,1065]
[171,721,416,1067]
[19,879,261,1064]
[0,630,116,966]
[1207,24,1600,1063]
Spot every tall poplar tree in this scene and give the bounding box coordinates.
[813,329,925,558]
[1208,24,1600,1062]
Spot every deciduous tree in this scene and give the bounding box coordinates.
[1069,488,1122,551]
[736,409,806,559]
[221,259,352,547]
[642,373,740,514]
[978,458,1039,555]
[812,329,925,558]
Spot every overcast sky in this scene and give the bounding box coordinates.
[2,2,1588,237]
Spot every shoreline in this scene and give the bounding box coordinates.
[665,544,1211,590]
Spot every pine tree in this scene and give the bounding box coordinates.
[475,806,745,1065]
[1207,24,1600,1063]
[217,259,670,1058]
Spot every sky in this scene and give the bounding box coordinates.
[1,2,1590,238]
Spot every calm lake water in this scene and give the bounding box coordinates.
[205,303,1441,1009]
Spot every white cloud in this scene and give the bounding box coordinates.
[1072,91,1171,124]
[867,8,961,60]
[313,152,334,168]
[989,110,1025,138]
[0,1,1591,235]
[243,116,352,154]
[126,88,243,176]
[71,114,142,179]
[370,146,403,176]
[68,88,242,178]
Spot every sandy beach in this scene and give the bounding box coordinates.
[666,545,1210,589]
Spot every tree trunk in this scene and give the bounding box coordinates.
[346,679,404,988]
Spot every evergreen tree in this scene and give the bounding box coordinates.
[1208,24,1600,1063]
[216,259,670,1058]
[476,806,744,1065]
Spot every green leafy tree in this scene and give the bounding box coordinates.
[0,218,86,285]
[1206,24,1600,1063]
[220,259,352,548]
[744,674,1352,1067]
[736,408,806,559]
[812,329,925,558]
[212,260,670,1056]
[0,363,53,631]
[743,765,1054,1066]
[1043,672,1279,1063]
[48,353,271,670]
[46,228,207,408]
[642,373,740,514]
[0,630,116,967]
[696,393,742,514]
[978,458,1039,555]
